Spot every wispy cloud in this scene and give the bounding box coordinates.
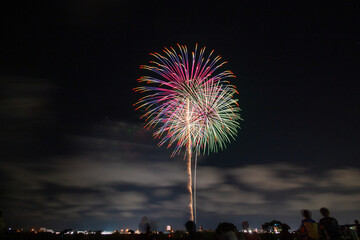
[287,193,360,211]
[319,168,360,188]
[1,119,359,230]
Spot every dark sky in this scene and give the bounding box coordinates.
[1,0,360,232]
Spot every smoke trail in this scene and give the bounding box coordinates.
[186,99,194,221]
[194,152,198,224]
[187,148,193,221]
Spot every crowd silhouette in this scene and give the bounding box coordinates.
[178,208,360,240]
[1,208,359,240]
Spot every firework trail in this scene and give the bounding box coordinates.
[134,44,241,223]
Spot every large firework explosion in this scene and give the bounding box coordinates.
[134,44,242,222]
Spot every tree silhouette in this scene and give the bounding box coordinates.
[262,220,284,232]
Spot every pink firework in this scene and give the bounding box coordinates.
[134,44,242,222]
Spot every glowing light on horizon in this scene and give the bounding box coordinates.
[134,44,242,222]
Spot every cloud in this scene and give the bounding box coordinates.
[198,184,266,215]
[1,119,360,229]
[152,194,190,218]
[318,168,360,188]
[153,188,172,198]
[230,164,311,191]
[37,157,187,188]
[287,193,360,212]
[107,191,148,211]
[0,119,190,226]
[196,166,225,189]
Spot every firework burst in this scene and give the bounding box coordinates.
[134,44,242,222]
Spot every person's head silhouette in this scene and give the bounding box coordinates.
[301,209,312,219]
[320,207,330,217]
[185,221,196,234]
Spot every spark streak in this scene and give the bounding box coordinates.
[187,98,194,221]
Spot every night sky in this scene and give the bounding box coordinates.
[1,0,360,232]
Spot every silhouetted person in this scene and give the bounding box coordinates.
[139,216,150,234]
[297,209,320,240]
[139,216,151,240]
[355,220,360,237]
[185,221,204,240]
[318,207,341,240]
[280,224,294,240]
[216,222,245,240]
